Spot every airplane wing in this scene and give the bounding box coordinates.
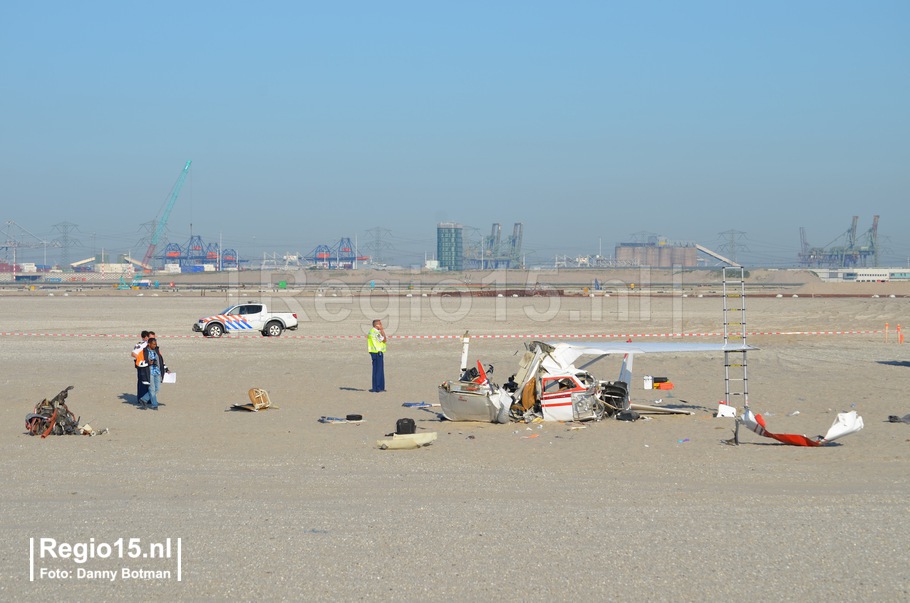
[528,340,758,413]
[539,341,757,370]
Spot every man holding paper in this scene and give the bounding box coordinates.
[136,338,170,409]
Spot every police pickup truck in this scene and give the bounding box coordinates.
[193,302,299,337]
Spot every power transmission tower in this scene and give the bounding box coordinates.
[717,230,749,265]
[52,221,81,270]
[135,220,170,259]
[2,220,52,270]
[363,227,393,265]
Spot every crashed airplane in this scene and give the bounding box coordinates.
[438,335,865,446]
[438,335,756,423]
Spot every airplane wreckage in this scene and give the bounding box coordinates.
[438,335,751,423]
[438,334,863,447]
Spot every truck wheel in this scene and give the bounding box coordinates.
[205,323,224,338]
[264,321,284,337]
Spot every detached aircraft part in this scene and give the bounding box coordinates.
[439,346,513,423]
[25,385,80,437]
[738,409,863,447]
[438,380,512,423]
[228,388,279,412]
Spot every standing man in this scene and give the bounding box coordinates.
[368,319,387,393]
[131,330,150,403]
[137,338,169,410]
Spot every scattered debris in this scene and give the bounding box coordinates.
[739,409,863,447]
[80,423,102,436]
[644,376,671,390]
[716,402,737,418]
[616,409,640,422]
[395,418,416,435]
[402,402,440,408]
[888,414,910,424]
[319,415,364,424]
[25,386,103,437]
[229,388,279,412]
[376,432,437,450]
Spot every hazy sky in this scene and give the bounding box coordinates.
[2,1,908,267]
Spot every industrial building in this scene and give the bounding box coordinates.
[614,239,698,267]
[437,223,464,271]
[811,267,910,282]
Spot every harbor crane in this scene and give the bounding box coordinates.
[141,161,192,271]
[799,215,879,268]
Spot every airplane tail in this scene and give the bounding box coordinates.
[741,409,863,447]
[473,360,489,385]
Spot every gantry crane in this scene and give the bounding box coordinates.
[798,215,880,268]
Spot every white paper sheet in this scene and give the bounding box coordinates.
[163,372,177,384]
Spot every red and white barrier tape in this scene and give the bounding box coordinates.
[0,330,886,340]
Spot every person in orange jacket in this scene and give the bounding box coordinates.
[137,338,169,409]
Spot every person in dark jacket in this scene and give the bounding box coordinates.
[131,330,150,402]
[137,338,169,409]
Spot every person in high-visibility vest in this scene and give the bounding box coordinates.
[368,319,387,392]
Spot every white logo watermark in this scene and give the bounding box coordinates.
[213,266,693,335]
[29,537,182,582]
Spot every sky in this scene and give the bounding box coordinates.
[2,1,908,268]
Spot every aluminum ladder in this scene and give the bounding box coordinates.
[723,266,749,411]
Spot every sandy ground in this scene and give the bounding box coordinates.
[1,291,909,601]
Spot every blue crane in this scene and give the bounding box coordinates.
[142,160,192,270]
